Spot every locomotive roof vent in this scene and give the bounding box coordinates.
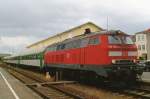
[108,30,125,35]
[84,28,91,35]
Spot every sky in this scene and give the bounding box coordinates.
[0,0,150,53]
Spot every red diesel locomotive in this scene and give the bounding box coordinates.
[44,30,142,81]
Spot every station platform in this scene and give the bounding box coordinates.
[141,72,150,82]
[0,67,42,99]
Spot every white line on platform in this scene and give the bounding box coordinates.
[0,71,20,99]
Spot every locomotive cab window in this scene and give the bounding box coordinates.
[88,37,100,45]
[108,35,134,44]
[122,36,134,44]
[108,35,122,44]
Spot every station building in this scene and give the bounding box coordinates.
[0,54,10,60]
[27,22,103,49]
[135,29,150,60]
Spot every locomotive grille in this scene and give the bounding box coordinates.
[115,60,134,64]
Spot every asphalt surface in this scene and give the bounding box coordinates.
[142,72,150,82]
[0,67,42,99]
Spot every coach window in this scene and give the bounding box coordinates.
[29,55,31,59]
[28,55,30,59]
[47,47,50,51]
[50,46,54,51]
[51,47,53,51]
[31,55,33,59]
[35,54,37,58]
[89,37,100,45]
[51,46,54,51]
[33,55,36,59]
[48,47,51,51]
[28,55,29,59]
[33,55,35,59]
[37,54,40,58]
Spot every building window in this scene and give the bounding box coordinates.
[142,35,144,41]
[138,45,141,50]
[138,35,140,41]
[142,45,145,50]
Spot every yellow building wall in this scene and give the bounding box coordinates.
[28,23,102,49]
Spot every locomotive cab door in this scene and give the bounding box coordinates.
[86,36,101,64]
[80,38,89,65]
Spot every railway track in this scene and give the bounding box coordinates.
[121,80,150,99]
[3,65,150,99]
[107,81,150,99]
[122,87,150,99]
[5,66,84,99]
[3,67,99,99]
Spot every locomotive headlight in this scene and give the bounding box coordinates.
[109,51,122,56]
[112,59,116,64]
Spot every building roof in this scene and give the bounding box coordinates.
[135,28,150,35]
[0,54,11,58]
[27,22,103,48]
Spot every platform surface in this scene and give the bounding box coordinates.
[0,67,42,99]
[141,72,150,82]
